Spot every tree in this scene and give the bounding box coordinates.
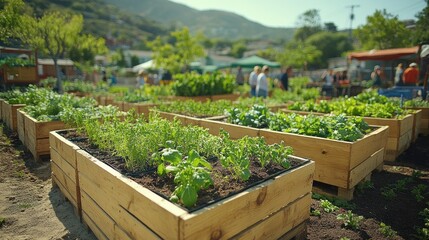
[294,9,322,41]
[230,40,247,58]
[306,31,353,68]
[413,0,429,44]
[277,41,322,71]
[0,0,27,43]
[324,22,337,32]
[355,10,412,50]
[149,27,205,73]
[18,11,106,92]
[69,34,108,65]
[257,47,278,61]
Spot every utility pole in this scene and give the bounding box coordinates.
[347,5,360,41]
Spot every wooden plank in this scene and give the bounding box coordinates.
[36,120,65,139]
[0,99,4,121]
[51,148,76,183]
[178,161,315,240]
[349,148,384,188]
[49,131,79,168]
[112,101,124,111]
[81,192,133,240]
[232,194,311,240]
[259,128,350,188]
[280,109,326,116]
[17,109,25,145]
[362,114,413,138]
[210,93,240,101]
[411,109,422,142]
[278,220,307,240]
[157,111,188,125]
[77,150,184,240]
[82,212,109,240]
[397,130,412,155]
[51,169,77,208]
[80,173,161,240]
[199,119,259,139]
[349,126,388,169]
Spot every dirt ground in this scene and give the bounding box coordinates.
[0,124,95,240]
[0,121,428,240]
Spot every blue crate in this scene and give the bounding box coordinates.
[378,87,424,100]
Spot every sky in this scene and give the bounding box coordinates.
[170,0,426,30]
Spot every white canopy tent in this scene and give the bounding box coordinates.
[132,59,155,72]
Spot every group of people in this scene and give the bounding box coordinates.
[394,62,420,86]
[371,62,420,87]
[237,65,292,98]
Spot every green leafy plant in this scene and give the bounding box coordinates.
[320,199,339,213]
[412,184,428,202]
[379,222,397,238]
[157,148,213,207]
[172,72,235,96]
[157,100,232,118]
[310,208,321,217]
[355,180,374,194]
[337,210,363,230]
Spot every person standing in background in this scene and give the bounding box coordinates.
[256,65,269,98]
[249,66,260,97]
[279,66,293,91]
[403,62,419,86]
[394,63,404,86]
[371,65,382,87]
[235,66,244,85]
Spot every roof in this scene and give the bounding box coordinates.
[348,46,418,61]
[230,55,281,68]
[38,58,74,66]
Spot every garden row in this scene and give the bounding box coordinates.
[1,86,429,239]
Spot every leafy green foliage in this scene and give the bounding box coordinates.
[288,91,406,119]
[404,99,429,108]
[412,184,428,202]
[320,199,339,213]
[0,57,35,67]
[379,222,397,238]
[337,210,363,230]
[157,100,233,118]
[149,27,204,74]
[22,93,97,121]
[227,105,371,142]
[355,9,412,50]
[158,149,213,207]
[172,72,234,96]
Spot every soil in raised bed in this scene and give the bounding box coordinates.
[60,130,307,212]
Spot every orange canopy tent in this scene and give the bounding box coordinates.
[348,46,418,61]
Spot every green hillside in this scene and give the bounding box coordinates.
[25,0,167,48]
[104,0,295,41]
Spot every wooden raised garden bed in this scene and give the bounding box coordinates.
[362,114,413,161]
[19,110,66,161]
[259,126,388,200]
[281,109,413,162]
[406,107,429,136]
[1,100,25,132]
[171,93,241,103]
[99,96,114,106]
[49,129,316,240]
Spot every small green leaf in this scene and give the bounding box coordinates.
[239,169,251,181]
[181,184,197,207]
[162,148,182,164]
[157,163,166,175]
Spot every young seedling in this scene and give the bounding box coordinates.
[379,222,397,238]
[320,199,339,213]
[337,210,363,230]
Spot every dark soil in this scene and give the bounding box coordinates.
[60,130,307,212]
